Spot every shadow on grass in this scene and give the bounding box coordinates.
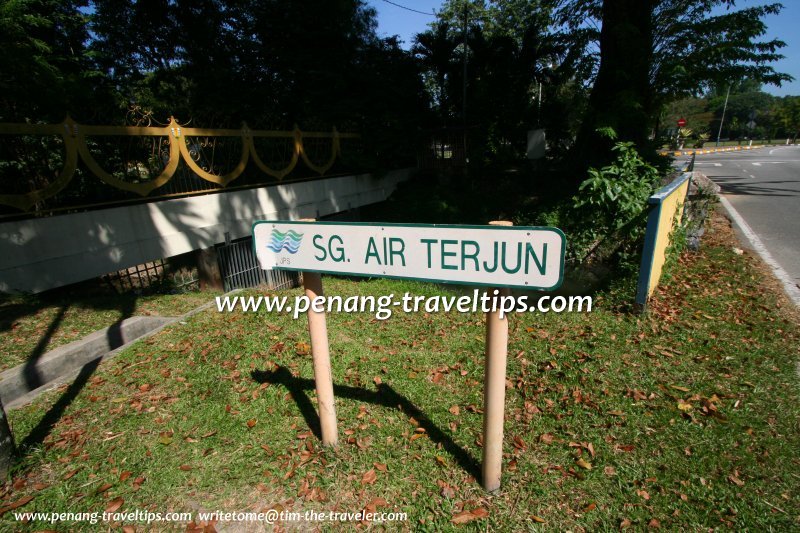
[17,296,137,453]
[251,366,481,481]
[22,305,68,391]
[18,357,102,451]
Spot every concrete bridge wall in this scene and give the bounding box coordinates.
[0,169,413,293]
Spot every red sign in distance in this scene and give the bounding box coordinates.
[677,117,687,127]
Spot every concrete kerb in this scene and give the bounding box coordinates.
[0,290,240,410]
[657,144,779,157]
[660,143,800,157]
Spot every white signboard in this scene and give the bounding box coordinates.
[253,221,565,290]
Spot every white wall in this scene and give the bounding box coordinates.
[0,169,413,293]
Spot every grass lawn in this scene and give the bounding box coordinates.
[0,289,216,372]
[1,209,798,530]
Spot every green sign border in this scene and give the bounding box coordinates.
[251,220,566,291]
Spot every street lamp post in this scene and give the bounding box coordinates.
[716,85,731,147]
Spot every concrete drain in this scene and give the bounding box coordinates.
[0,316,175,409]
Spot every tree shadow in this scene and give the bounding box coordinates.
[22,305,68,392]
[250,365,481,481]
[18,357,101,452]
[17,296,137,453]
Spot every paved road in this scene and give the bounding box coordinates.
[688,145,800,300]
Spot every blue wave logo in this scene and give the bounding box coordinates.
[266,228,304,254]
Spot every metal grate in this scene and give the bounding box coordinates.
[217,236,299,292]
[101,255,200,293]
[102,259,166,293]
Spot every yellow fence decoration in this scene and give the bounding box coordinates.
[0,116,358,211]
[635,172,691,309]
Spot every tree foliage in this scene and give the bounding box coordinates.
[0,0,106,121]
[413,0,591,162]
[0,0,795,180]
[664,82,800,142]
[560,0,792,177]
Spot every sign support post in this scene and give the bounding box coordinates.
[482,221,512,492]
[301,220,338,446]
[482,285,511,491]
[252,218,566,489]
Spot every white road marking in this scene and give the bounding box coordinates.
[696,159,796,163]
[753,162,761,166]
[718,196,800,307]
[748,174,756,179]
[768,146,797,155]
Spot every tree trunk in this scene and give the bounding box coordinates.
[571,0,655,185]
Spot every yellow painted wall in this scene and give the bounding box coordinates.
[646,180,690,298]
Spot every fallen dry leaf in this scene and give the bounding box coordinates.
[728,474,745,486]
[105,497,124,514]
[451,507,488,524]
[0,495,34,516]
[295,342,310,356]
[361,469,377,485]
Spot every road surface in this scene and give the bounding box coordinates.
[688,145,800,304]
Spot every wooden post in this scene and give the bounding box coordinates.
[482,221,512,492]
[300,220,338,446]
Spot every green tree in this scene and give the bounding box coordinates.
[0,0,105,121]
[413,22,458,126]
[774,96,800,141]
[562,0,792,177]
[88,0,430,144]
[415,0,591,162]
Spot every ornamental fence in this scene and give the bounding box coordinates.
[0,115,360,218]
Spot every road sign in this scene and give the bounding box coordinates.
[747,120,756,130]
[253,221,565,290]
[677,117,687,128]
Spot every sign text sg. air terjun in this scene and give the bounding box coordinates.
[253,221,565,290]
